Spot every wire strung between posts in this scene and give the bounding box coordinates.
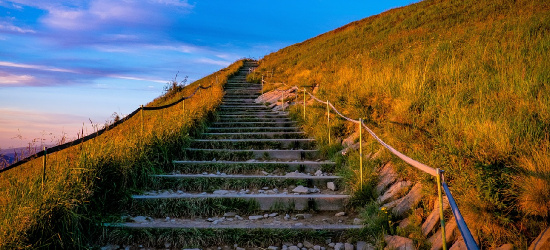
[299,85,437,177]
[0,84,214,174]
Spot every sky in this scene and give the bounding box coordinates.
[0,0,416,150]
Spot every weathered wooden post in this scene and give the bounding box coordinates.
[327,100,331,144]
[42,146,47,189]
[359,118,363,189]
[140,105,144,137]
[437,168,448,250]
[303,88,306,120]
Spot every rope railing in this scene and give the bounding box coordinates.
[265,81,478,250]
[0,83,215,174]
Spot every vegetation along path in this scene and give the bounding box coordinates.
[101,61,365,249]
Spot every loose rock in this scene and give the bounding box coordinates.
[327,182,336,191]
[292,185,310,194]
[335,212,346,217]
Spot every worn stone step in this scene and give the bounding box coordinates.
[184,148,319,161]
[201,132,305,139]
[132,192,349,211]
[218,114,289,118]
[215,117,292,123]
[147,174,343,192]
[209,122,297,128]
[100,224,359,249]
[206,127,301,133]
[219,105,268,109]
[171,160,336,174]
[190,139,315,150]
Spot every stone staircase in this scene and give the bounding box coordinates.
[101,61,363,249]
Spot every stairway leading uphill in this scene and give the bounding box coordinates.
[102,61,362,249]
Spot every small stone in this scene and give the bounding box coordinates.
[261,171,270,176]
[164,242,171,248]
[202,172,208,175]
[353,218,362,225]
[213,190,229,195]
[356,241,372,250]
[213,220,219,225]
[216,171,221,175]
[223,212,237,217]
[284,214,290,220]
[334,243,344,250]
[303,241,314,248]
[314,246,321,250]
[344,243,354,250]
[292,185,310,194]
[327,182,336,191]
[335,212,346,217]
[165,217,170,222]
[220,173,227,176]
[328,243,335,248]
[177,190,184,194]
[262,186,270,190]
[132,216,151,223]
[269,213,278,217]
[289,247,299,250]
[308,187,321,193]
[315,170,323,176]
[295,213,312,219]
[321,247,326,250]
[235,215,243,220]
[249,215,264,220]
[297,243,303,248]
[206,218,214,222]
[259,190,266,194]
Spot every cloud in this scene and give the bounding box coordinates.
[0,60,166,86]
[0,22,36,34]
[38,0,193,31]
[0,71,35,85]
[195,58,231,67]
[0,61,77,73]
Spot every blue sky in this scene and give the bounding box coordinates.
[0,0,416,149]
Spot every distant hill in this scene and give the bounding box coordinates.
[254,0,550,247]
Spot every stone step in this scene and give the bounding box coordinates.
[132,192,349,211]
[184,148,319,161]
[201,131,305,139]
[218,114,288,118]
[147,174,342,191]
[215,117,291,122]
[218,105,268,109]
[171,160,336,174]
[190,139,315,150]
[209,122,297,128]
[205,127,301,133]
[217,111,287,115]
[100,220,360,248]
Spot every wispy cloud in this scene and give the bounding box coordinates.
[0,22,36,34]
[0,60,167,86]
[0,71,35,85]
[195,58,231,67]
[0,61,77,73]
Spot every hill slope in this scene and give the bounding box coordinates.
[254,0,549,247]
[0,60,244,248]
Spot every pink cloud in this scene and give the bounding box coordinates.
[0,71,35,85]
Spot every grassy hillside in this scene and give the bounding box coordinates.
[0,60,244,248]
[252,0,549,247]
